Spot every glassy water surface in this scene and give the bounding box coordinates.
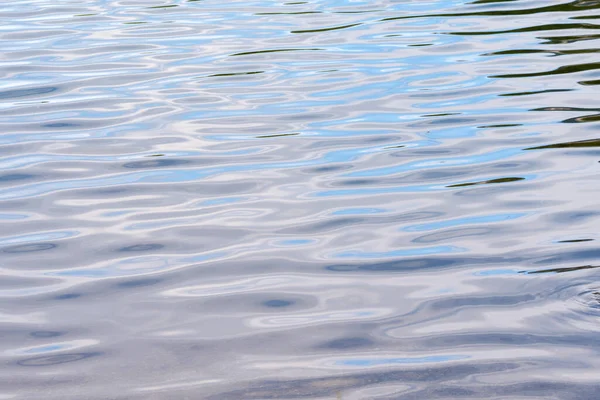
[1,0,600,398]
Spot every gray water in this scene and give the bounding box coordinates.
[1,0,600,398]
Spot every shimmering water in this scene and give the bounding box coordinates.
[1,0,600,398]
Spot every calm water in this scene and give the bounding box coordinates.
[1,0,600,398]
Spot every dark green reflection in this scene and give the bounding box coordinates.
[525,139,600,150]
[208,71,264,77]
[558,239,594,243]
[500,89,573,97]
[447,177,524,188]
[256,133,300,138]
[256,11,320,15]
[491,62,600,79]
[484,48,600,57]
[382,0,600,21]
[526,265,600,274]
[450,23,600,37]
[230,48,322,57]
[292,23,361,33]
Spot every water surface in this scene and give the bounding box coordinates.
[1,0,600,398]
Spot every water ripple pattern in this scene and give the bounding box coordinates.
[1,0,600,398]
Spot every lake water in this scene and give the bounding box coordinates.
[1,0,600,398]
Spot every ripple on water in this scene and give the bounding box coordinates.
[1,0,600,398]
